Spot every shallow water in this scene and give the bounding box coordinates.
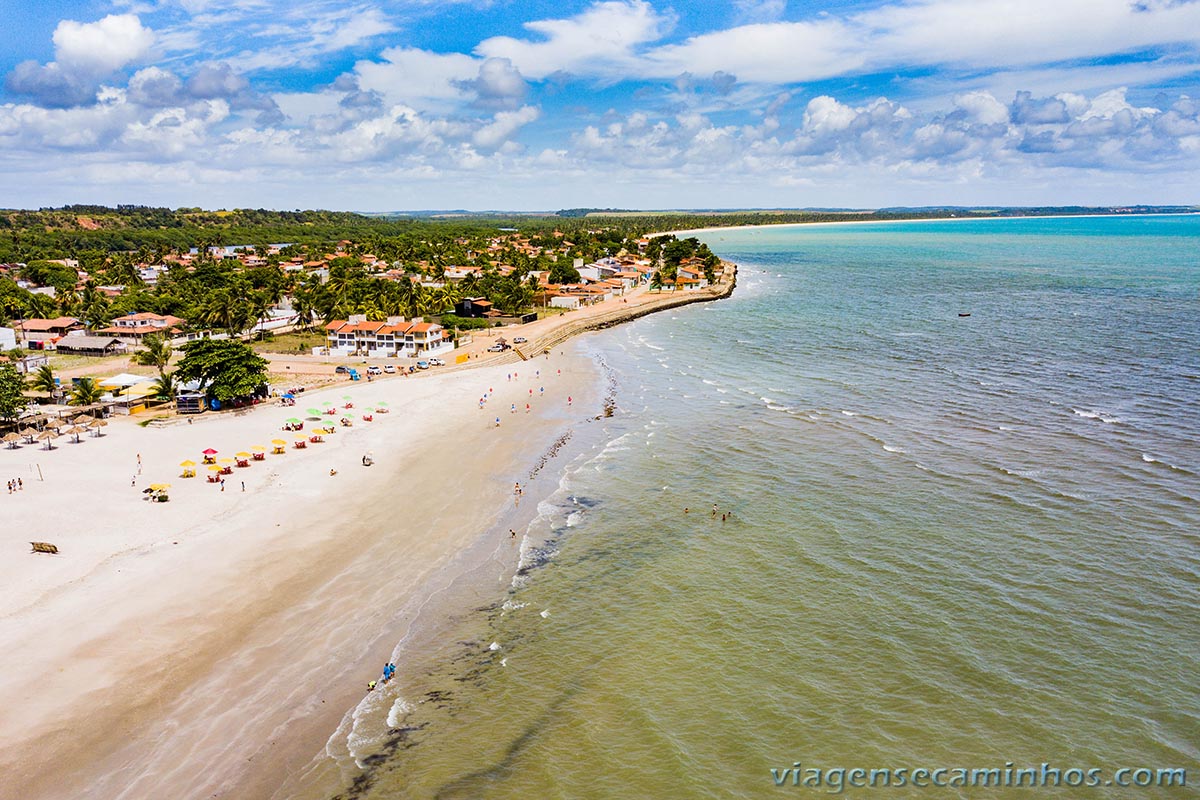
[330,215,1200,799]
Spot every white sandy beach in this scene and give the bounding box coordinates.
[0,346,599,799]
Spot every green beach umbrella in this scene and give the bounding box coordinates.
[376,401,388,406]
[323,400,333,406]
[286,417,302,424]
[306,408,322,417]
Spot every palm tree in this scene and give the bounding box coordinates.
[29,364,57,393]
[25,293,57,319]
[152,372,177,402]
[650,271,664,292]
[70,377,103,406]
[131,332,173,378]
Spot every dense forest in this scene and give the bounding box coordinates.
[3,204,1190,264]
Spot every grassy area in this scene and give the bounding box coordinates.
[536,307,571,319]
[250,331,325,355]
[48,352,131,371]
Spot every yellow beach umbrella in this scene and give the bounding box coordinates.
[207,464,223,472]
[218,457,235,465]
[235,451,252,458]
[149,483,171,491]
[251,445,266,452]
[294,433,308,440]
[271,438,287,446]
[180,459,196,467]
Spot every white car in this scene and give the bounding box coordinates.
[487,344,504,352]
[383,365,396,374]
[513,336,527,344]
[365,365,382,375]
[428,357,445,366]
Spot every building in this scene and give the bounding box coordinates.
[54,335,127,356]
[13,317,83,342]
[95,312,187,344]
[454,297,499,318]
[324,315,454,358]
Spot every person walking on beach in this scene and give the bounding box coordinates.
[241,481,245,492]
[17,478,22,491]
[220,479,225,492]
[510,528,516,538]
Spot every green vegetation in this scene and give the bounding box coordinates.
[131,332,173,377]
[174,339,269,404]
[69,377,102,406]
[0,362,25,423]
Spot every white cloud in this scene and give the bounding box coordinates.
[476,0,669,79]
[5,14,156,107]
[472,105,539,150]
[354,47,480,110]
[54,14,156,75]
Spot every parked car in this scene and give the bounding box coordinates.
[366,365,382,375]
[487,343,504,352]
[513,336,527,344]
[416,360,430,370]
[334,365,349,374]
[428,357,445,366]
[383,365,396,374]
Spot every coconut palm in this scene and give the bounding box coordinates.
[29,364,57,393]
[131,332,173,378]
[152,372,177,401]
[69,377,103,406]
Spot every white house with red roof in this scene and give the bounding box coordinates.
[324,315,453,357]
[95,312,187,343]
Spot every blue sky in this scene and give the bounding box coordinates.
[1,0,1198,211]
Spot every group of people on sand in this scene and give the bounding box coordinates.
[7,478,23,494]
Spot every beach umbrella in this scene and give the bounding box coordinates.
[203,447,218,455]
[306,409,322,417]
[20,427,37,441]
[218,457,235,465]
[180,459,196,467]
[322,400,333,406]
[251,445,266,452]
[3,432,20,449]
[149,483,171,491]
[376,401,388,406]
[208,464,223,472]
[294,433,308,440]
[72,414,92,425]
[37,430,58,449]
[271,438,287,446]
[342,395,352,400]
[235,451,252,458]
[65,425,86,443]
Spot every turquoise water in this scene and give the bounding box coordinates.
[338,215,1200,798]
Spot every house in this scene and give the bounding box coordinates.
[0,352,51,374]
[13,317,83,342]
[94,312,186,343]
[324,315,454,358]
[54,335,127,356]
[454,297,496,318]
[0,327,16,352]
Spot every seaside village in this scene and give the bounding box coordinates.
[0,229,728,476]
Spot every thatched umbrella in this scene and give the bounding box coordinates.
[89,418,107,437]
[19,427,37,443]
[3,432,20,449]
[37,430,58,450]
[64,425,86,443]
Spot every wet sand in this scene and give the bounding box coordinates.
[0,348,598,799]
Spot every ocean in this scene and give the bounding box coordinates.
[327,215,1199,798]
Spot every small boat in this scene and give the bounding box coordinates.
[958,312,971,317]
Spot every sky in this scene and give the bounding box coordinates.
[1,0,1198,211]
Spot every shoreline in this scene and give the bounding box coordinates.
[0,270,736,799]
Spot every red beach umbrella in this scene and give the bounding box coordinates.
[202,448,218,455]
